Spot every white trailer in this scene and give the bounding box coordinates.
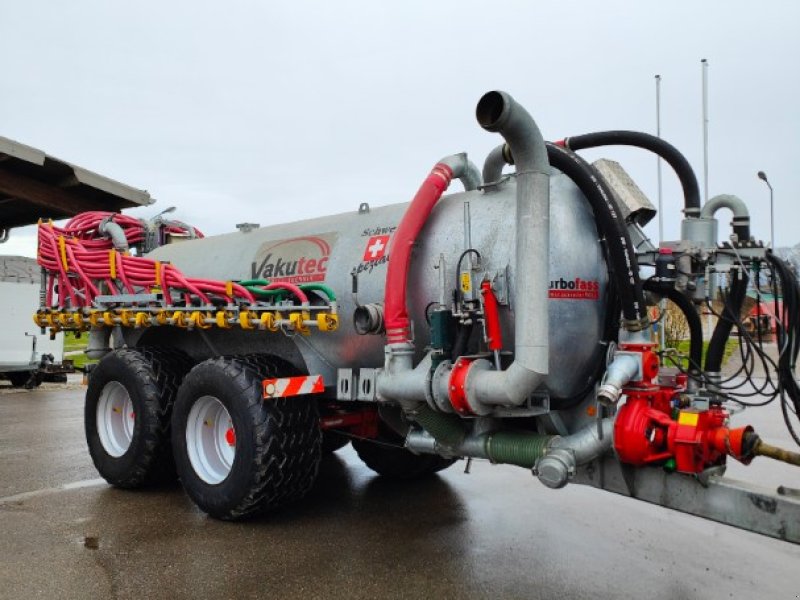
[0,256,66,386]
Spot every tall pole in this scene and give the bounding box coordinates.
[702,58,709,203]
[656,74,665,350]
[758,171,774,249]
[701,58,712,336]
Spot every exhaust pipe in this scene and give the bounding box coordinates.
[437,91,551,412]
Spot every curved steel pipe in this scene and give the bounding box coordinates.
[462,91,550,409]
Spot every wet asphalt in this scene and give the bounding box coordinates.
[1,381,799,600]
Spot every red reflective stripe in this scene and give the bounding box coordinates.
[282,377,305,397]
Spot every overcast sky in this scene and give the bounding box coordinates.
[1,1,798,257]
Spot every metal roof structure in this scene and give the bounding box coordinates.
[0,136,153,232]
[0,255,39,284]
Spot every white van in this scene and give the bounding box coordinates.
[0,256,68,387]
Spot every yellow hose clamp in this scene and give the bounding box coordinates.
[103,312,115,326]
[174,311,187,328]
[289,312,310,335]
[317,313,339,332]
[189,311,211,329]
[238,311,251,330]
[89,311,103,327]
[260,312,278,332]
[135,312,151,328]
[216,311,232,329]
[119,310,133,327]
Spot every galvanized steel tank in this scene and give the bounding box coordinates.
[146,171,608,402]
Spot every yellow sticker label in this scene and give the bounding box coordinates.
[460,272,472,293]
[678,411,699,427]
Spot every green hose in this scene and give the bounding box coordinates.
[413,405,467,447]
[239,279,336,302]
[413,405,551,467]
[485,431,552,468]
[299,283,337,301]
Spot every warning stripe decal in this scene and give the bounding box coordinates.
[262,375,325,399]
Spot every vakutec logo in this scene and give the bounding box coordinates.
[251,236,333,284]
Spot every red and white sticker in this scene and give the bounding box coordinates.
[262,375,325,399]
[363,235,390,261]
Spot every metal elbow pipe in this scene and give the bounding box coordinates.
[482,143,513,185]
[439,153,482,191]
[98,217,129,252]
[535,419,614,489]
[467,91,550,408]
[596,353,640,405]
[377,347,432,410]
[700,194,751,241]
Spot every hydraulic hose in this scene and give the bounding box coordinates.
[546,143,649,329]
[705,269,749,373]
[558,131,701,217]
[643,280,702,374]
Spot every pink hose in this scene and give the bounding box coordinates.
[383,163,454,344]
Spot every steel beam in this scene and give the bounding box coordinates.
[574,455,800,544]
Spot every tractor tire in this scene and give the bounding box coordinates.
[321,430,350,454]
[352,422,457,479]
[7,371,36,388]
[85,347,191,488]
[171,356,322,520]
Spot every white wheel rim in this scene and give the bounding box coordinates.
[96,381,135,458]
[186,395,236,485]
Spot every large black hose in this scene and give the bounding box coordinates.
[643,280,702,374]
[766,253,800,445]
[705,270,749,373]
[546,143,649,329]
[560,131,701,217]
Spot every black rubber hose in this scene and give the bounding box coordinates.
[546,143,649,329]
[451,322,473,361]
[705,270,749,373]
[643,280,702,374]
[560,131,701,217]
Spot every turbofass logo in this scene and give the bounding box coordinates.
[548,277,599,300]
[250,234,336,284]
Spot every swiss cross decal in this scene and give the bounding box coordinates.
[363,235,390,261]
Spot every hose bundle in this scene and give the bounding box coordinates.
[37,212,255,308]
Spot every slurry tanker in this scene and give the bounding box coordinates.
[34,91,800,543]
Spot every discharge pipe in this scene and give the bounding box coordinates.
[406,410,615,488]
[442,90,551,411]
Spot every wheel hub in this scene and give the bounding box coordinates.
[186,395,236,484]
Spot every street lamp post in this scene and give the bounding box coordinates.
[757,170,774,249]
